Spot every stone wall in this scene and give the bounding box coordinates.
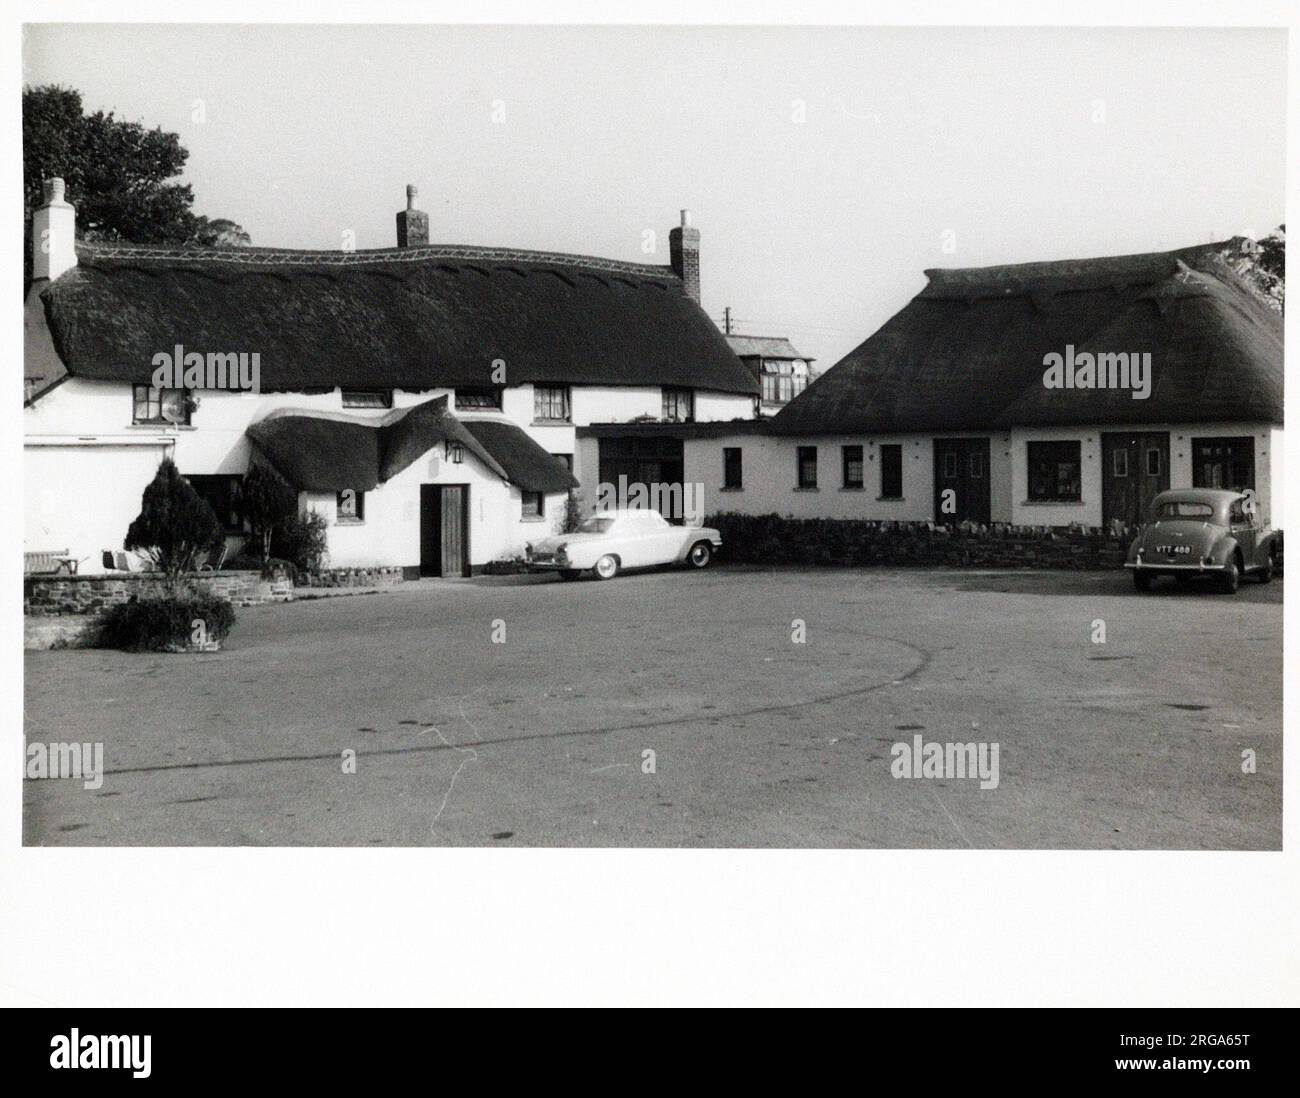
[24,570,292,616]
[296,566,405,589]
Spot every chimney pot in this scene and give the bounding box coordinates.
[33,176,76,280]
[396,183,429,248]
[669,209,701,305]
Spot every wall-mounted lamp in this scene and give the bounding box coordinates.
[445,440,464,464]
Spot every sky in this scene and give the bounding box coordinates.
[22,23,1287,369]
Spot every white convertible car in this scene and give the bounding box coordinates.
[525,508,722,580]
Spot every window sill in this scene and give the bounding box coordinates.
[793,486,819,492]
[334,518,366,526]
[877,496,905,502]
[840,485,865,492]
[531,420,573,427]
[128,422,194,430]
[520,516,547,523]
[719,486,744,493]
[1021,499,1083,506]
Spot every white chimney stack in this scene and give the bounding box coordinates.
[32,178,76,281]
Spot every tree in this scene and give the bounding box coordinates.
[23,85,250,281]
[241,462,298,563]
[194,218,253,248]
[1227,225,1285,313]
[124,459,223,582]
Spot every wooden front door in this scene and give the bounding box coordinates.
[933,438,991,524]
[1101,432,1169,528]
[420,484,470,577]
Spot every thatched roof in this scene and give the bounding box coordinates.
[246,397,577,494]
[772,241,1282,435]
[460,419,582,492]
[23,282,68,402]
[34,242,757,396]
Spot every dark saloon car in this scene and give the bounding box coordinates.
[1126,488,1278,594]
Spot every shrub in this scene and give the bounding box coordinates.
[271,511,328,573]
[241,462,298,563]
[124,458,223,582]
[561,491,585,534]
[94,591,237,652]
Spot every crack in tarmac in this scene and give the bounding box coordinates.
[420,688,482,830]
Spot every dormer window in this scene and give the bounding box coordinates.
[342,389,392,409]
[534,386,571,423]
[662,387,694,423]
[456,387,502,410]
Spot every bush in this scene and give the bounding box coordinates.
[241,462,298,563]
[271,511,328,574]
[562,491,585,534]
[95,591,237,652]
[124,458,223,581]
[703,512,1132,570]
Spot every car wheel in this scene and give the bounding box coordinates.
[687,541,712,569]
[559,569,582,581]
[1132,570,1153,592]
[1219,556,1240,594]
[592,555,619,581]
[1257,556,1273,584]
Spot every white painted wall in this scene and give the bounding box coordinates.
[1009,422,1279,527]
[25,440,173,571]
[695,391,757,422]
[677,432,1011,523]
[301,444,567,569]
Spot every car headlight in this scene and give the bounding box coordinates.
[555,542,569,561]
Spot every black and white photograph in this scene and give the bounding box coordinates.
[3,0,1298,1026]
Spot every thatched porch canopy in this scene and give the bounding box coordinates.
[246,397,577,494]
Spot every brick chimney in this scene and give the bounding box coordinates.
[669,208,700,304]
[32,178,76,281]
[396,184,428,247]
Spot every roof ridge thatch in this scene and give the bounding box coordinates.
[921,239,1239,298]
[75,241,676,281]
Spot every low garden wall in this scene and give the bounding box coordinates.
[24,570,293,616]
[707,513,1136,570]
[295,566,405,589]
